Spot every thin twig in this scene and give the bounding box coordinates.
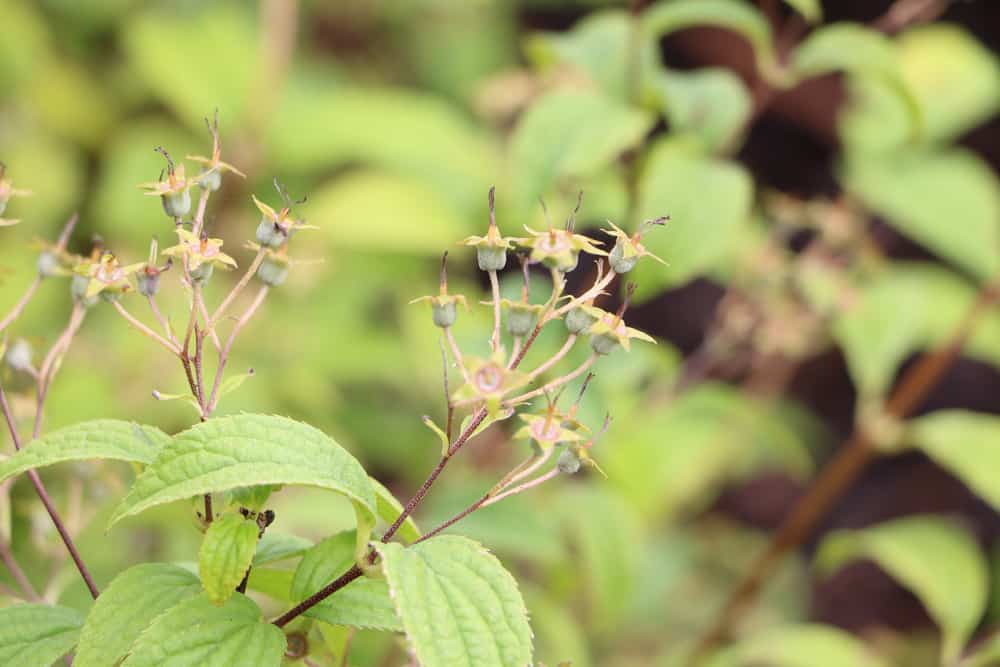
[0,540,40,601]
[206,286,268,413]
[209,248,266,329]
[33,304,87,439]
[489,270,502,353]
[112,301,180,355]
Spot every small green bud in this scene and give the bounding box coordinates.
[161,189,191,218]
[70,274,97,307]
[197,168,222,192]
[190,262,214,284]
[432,300,457,328]
[256,257,289,287]
[477,245,507,272]
[609,239,637,274]
[506,303,537,337]
[5,339,33,373]
[565,306,597,335]
[557,448,581,474]
[255,220,285,248]
[37,250,60,278]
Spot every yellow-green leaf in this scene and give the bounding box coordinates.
[199,513,259,605]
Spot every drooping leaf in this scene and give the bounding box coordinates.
[508,89,652,218]
[643,0,776,78]
[705,624,886,667]
[0,419,170,484]
[376,535,533,667]
[253,531,313,566]
[120,593,286,667]
[291,531,401,631]
[371,476,421,544]
[843,148,1000,282]
[632,137,753,297]
[816,516,988,662]
[0,604,83,667]
[199,513,260,605]
[75,563,202,667]
[653,67,752,153]
[909,411,1000,512]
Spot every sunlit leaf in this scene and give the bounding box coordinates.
[376,535,532,667]
[816,516,988,662]
[75,563,202,667]
[199,513,259,605]
[706,624,886,667]
[909,411,1000,512]
[253,531,312,566]
[0,604,82,667]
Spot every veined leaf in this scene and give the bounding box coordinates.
[199,513,259,605]
[246,567,294,602]
[816,516,987,663]
[253,531,313,566]
[653,67,752,153]
[291,531,401,631]
[909,411,1000,512]
[76,563,202,667]
[0,604,83,667]
[705,623,886,667]
[0,419,170,484]
[376,535,533,667]
[120,593,286,667]
[371,476,421,544]
[108,414,377,564]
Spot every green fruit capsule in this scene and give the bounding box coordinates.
[477,245,507,272]
[70,274,97,307]
[161,189,191,218]
[432,300,457,328]
[256,220,285,248]
[189,262,214,284]
[256,257,290,287]
[136,270,160,297]
[565,306,597,335]
[590,331,620,356]
[37,251,60,278]
[506,303,537,337]
[557,448,581,474]
[609,239,637,274]
[198,168,222,192]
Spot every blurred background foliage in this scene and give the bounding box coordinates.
[0,0,999,665]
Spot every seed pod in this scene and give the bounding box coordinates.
[5,339,33,373]
[255,220,285,248]
[256,256,289,287]
[609,238,637,274]
[197,168,222,192]
[506,302,537,337]
[189,262,214,284]
[565,306,597,335]
[37,250,60,278]
[70,274,98,307]
[477,245,507,272]
[161,189,191,218]
[590,330,621,356]
[557,448,581,474]
[432,299,457,328]
[136,269,161,297]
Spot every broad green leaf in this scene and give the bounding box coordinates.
[253,531,312,566]
[783,0,822,23]
[964,632,1000,667]
[246,567,294,602]
[632,138,753,297]
[121,593,286,667]
[643,0,777,77]
[109,414,376,543]
[376,535,533,667]
[229,484,279,512]
[371,476,421,544]
[524,10,658,101]
[199,513,259,605]
[909,411,1000,512]
[0,604,83,667]
[706,624,885,667]
[843,148,1000,282]
[291,531,401,631]
[508,89,652,218]
[653,67,752,153]
[834,263,1000,397]
[816,516,988,662]
[76,563,202,667]
[0,419,170,484]
[792,23,921,135]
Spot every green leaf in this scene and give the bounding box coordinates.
[524,10,658,101]
[632,138,753,297]
[76,563,202,667]
[376,535,533,667]
[371,476,421,544]
[508,89,652,218]
[120,593,286,667]
[783,0,822,23]
[109,415,377,567]
[909,411,1000,512]
[246,567,294,602]
[653,67,752,153]
[643,0,776,78]
[229,484,279,512]
[706,624,885,667]
[843,148,1000,282]
[0,419,170,484]
[291,531,401,631]
[199,513,259,605]
[964,632,1000,667]
[0,604,83,667]
[253,531,312,566]
[816,516,988,662]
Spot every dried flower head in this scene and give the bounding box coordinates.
[517,195,606,272]
[602,217,668,274]
[453,350,530,415]
[138,148,193,218]
[75,252,143,299]
[461,187,518,271]
[410,252,468,328]
[586,285,655,355]
[161,228,237,273]
[186,110,246,191]
[253,179,315,248]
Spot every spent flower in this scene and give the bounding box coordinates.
[517,195,605,272]
[161,228,237,274]
[138,148,193,218]
[461,187,517,271]
[603,217,668,274]
[253,179,314,248]
[186,110,246,192]
[410,252,468,328]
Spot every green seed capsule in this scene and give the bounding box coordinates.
[432,300,457,328]
[198,169,222,192]
[161,189,191,218]
[136,271,160,297]
[609,239,637,274]
[5,339,33,373]
[565,306,597,335]
[256,220,285,248]
[506,304,537,337]
[477,245,507,271]
[557,448,581,474]
[37,251,60,278]
[590,331,620,356]
[70,274,97,307]
[190,262,214,284]
[256,258,289,287]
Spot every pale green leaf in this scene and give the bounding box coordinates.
[508,89,652,217]
[643,0,776,78]
[291,531,401,631]
[246,567,294,602]
[76,563,202,667]
[108,415,377,559]
[909,411,1000,512]
[631,137,753,297]
[253,531,312,566]
[963,632,1000,667]
[844,148,1000,283]
[0,419,169,484]
[654,67,752,153]
[121,593,286,667]
[376,535,533,667]
[371,476,421,544]
[816,516,988,662]
[0,604,82,667]
[783,0,822,23]
[199,513,259,605]
[706,624,886,667]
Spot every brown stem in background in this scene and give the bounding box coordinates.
[0,540,40,602]
[690,279,1000,663]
